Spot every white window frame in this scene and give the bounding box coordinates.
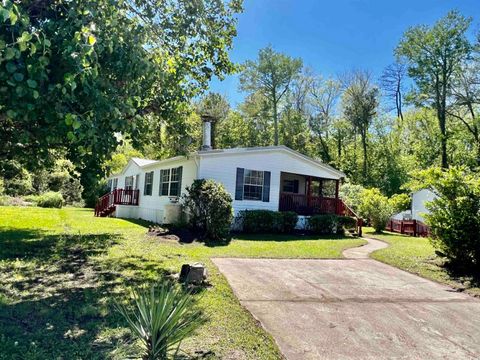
[243,169,264,201]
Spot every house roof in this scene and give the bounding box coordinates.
[131,157,158,167]
[196,145,346,178]
[112,146,346,178]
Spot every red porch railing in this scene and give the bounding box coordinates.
[279,193,363,236]
[386,219,430,237]
[279,193,342,215]
[94,188,139,217]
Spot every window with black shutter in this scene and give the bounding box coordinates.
[235,168,271,202]
[144,171,153,195]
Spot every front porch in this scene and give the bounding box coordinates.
[94,188,139,217]
[278,172,343,216]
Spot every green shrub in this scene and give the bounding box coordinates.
[0,177,4,195]
[339,183,366,213]
[36,191,64,208]
[240,210,298,233]
[183,179,233,243]
[411,167,480,269]
[337,216,357,234]
[281,211,298,233]
[390,193,411,213]
[358,188,393,232]
[308,214,338,234]
[115,282,205,359]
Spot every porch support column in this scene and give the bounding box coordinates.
[335,179,340,215]
[307,176,312,208]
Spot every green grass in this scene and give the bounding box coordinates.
[365,228,480,298]
[0,206,365,359]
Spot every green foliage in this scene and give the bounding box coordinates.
[184,179,233,243]
[358,188,394,232]
[308,214,338,235]
[240,210,298,234]
[337,216,358,230]
[390,193,411,213]
[0,177,4,195]
[36,191,64,208]
[0,0,242,202]
[410,167,480,268]
[307,214,357,235]
[396,10,472,168]
[339,183,366,213]
[240,46,303,145]
[2,160,33,196]
[115,282,205,360]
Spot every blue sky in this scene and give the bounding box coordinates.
[209,0,480,106]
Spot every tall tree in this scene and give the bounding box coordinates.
[448,60,480,165]
[342,71,379,179]
[308,76,342,162]
[0,0,242,203]
[239,46,302,145]
[396,10,472,168]
[380,62,407,121]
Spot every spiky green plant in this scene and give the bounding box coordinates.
[115,282,205,360]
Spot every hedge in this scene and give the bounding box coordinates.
[240,210,298,234]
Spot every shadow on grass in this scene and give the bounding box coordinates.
[233,233,350,242]
[0,228,186,359]
[442,261,480,292]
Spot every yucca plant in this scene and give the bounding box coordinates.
[115,282,205,359]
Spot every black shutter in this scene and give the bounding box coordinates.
[262,171,271,202]
[235,168,244,200]
[177,166,183,196]
[293,179,299,194]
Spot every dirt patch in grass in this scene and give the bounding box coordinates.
[147,225,200,244]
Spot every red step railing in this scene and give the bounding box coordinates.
[94,189,139,217]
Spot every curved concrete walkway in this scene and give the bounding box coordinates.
[342,236,389,258]
[213,238,480,359]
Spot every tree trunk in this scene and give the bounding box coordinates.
[438,110,448,169]
[361,129,368,178]
[273,100,279,146]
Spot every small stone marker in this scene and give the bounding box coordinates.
[180,263,207,285]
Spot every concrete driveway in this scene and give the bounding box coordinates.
[212,241,480,359]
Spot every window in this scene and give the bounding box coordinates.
[282,179,299,193]
[144,171,154,195]
[159,167,183,197]
[112,178,118,190]
[243,170,264,201]
[125,176,134,190]
[159,169,170,196]
[169,167,181,197]
[107,179,113,191]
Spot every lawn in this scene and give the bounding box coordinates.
[0,206,365,359]
[365,228,480,298]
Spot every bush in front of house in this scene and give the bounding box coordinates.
[240,210,298,233]
[308,214,338,234]
[308,214,357,235]
[411,166,480,269]
[337,215,358,234]
[184,179,233,243]
[36,191,64,208]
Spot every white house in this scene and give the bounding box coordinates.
[392,189,437,223]
[96,121,351,226]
